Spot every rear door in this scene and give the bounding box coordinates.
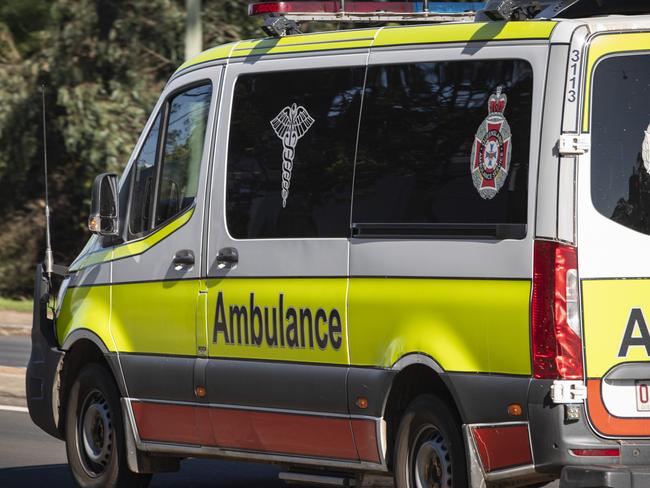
[579,32,650,438]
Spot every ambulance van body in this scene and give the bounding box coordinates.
[26,2,650,487]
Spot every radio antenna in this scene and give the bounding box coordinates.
[41,84,53,278]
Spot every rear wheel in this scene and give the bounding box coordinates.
[65,363,151,488]
[393,394,467,488]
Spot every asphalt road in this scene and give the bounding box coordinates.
[0,335,31,368]
[0,409,315,488]
[0,334,559,488]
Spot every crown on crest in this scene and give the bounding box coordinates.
[488,86,507,115]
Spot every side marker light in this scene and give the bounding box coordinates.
[195,386,207,398]
[507,404,523,417]
[355,397,368,409]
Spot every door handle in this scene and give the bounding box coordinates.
[173,249,195,266]
[216,247,238,268]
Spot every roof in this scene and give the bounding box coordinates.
[175,20,558,75]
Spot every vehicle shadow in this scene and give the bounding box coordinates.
[0,459,304,488]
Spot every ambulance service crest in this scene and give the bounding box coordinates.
[471,87,512,200]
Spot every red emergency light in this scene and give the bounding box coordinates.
[248,1,481,22]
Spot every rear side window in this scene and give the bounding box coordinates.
[591,54,650,236]
[226,67,365,239]
[352,60,533,233]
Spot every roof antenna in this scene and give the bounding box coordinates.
[41,84,54,280]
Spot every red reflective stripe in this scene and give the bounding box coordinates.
[131,401,361,460]
[351,419,380,463]
[248,1,418,15]
[571,448,620,457]
[472,425,532,472]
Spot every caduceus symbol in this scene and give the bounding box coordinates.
[270,103,315,207]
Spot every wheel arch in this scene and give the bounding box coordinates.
[383,353,464,470]
[59,329,127,438]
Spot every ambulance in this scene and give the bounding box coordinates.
[25,0,650,486]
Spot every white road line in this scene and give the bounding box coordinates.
[0,405,28,413]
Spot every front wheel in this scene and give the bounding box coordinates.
[65,363,151,488]
[393,394,467,488]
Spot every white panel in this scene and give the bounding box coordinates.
[557,158,576,244]
[602,379,650,419]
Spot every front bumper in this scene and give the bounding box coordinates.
[26,264,64,440]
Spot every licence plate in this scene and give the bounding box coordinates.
[636,381,650,411]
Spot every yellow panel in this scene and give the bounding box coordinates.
[583,279,650,378]
[177,21,556,73]
[69,207,194,272]
[110,279,200,356]
[207,278,349,365]
[373,21,556,48]
[57,283,115,351]
[348,278,531,374]
[584,33,650,132]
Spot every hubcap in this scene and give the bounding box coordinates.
[411,425,452,488]
[77,389,113,476]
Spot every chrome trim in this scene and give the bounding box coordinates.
[484,464,537,482]
[139,440,388,472]
[463,424,487,488]
[126,397,378,421]
[391,353,444,374]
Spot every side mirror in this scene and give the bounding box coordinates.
[88,173,119,236]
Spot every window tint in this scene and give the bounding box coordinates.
[591,54,650,236]
[156,84,212,226]
[352,60,533,228]
[226,67,365,239]
[129,113,161,237]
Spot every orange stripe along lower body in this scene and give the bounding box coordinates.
[587,379,650,437]
[131,400,380,463]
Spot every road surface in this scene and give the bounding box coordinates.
[0,334,30,368]
[0,408,313,488]
[0,333,559,487]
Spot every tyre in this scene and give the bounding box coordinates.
[393,394,467,488]
[65,363,151,488]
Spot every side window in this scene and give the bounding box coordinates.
[591,54,650,236]
[156,85,212,226]
[226,67,365,239]
[129,113,161,237]
[127,83,212,239]
[352,59,533,231]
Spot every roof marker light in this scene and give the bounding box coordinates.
[249,2,485,23]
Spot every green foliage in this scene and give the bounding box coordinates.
[0,296,33,313]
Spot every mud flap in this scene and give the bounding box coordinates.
[26,264,64,440]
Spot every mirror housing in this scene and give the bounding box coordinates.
[88,173,119,236]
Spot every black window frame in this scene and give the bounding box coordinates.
[125,80,213,242]
[350,57,534,241]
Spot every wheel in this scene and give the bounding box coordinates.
[393,394,467,488]
[65,363,151,488]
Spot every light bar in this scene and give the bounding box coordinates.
[249,2,485,22]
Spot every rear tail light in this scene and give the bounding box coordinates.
[532,240,583,380]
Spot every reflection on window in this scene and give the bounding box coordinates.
[353,59,533,226]
[156,84,212,226]
[226,67,364,239]
[129,113,161,237]
[592,54,650,236]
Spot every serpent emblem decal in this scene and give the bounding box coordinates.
[270,103,315,207]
